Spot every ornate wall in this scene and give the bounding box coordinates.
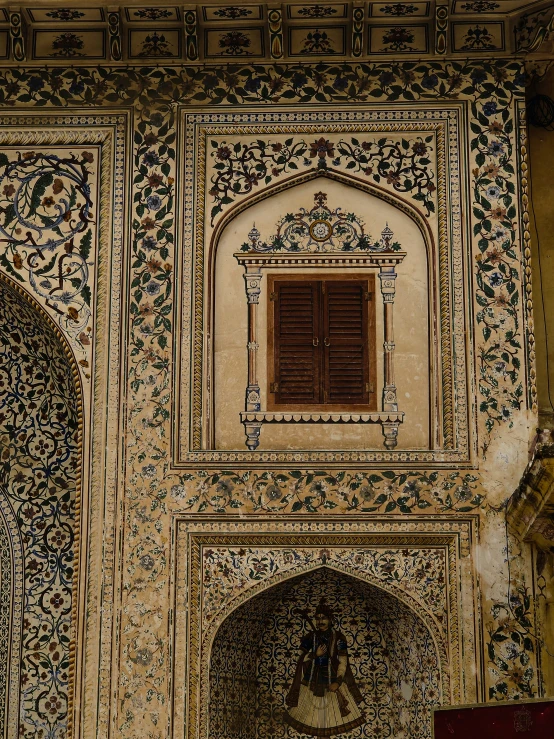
[0,5,553,736]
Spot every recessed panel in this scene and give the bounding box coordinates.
[33,29,106,59]
[205,27,265,57]
[369,24,429,53]
[202,5,264,21]
[452,21,505,51]
[368,2,430,17]
[27,7,105,22]
[288,26,347,55]
[128,29,182,58]
[124,6,181,22]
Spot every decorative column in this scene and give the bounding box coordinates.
[379,263,399,449]
[242,264,263,450]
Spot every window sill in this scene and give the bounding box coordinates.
[240,411,404,424]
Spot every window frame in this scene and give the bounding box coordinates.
[267,273,377,412]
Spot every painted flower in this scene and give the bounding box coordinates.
[490,206,507,220]
[3,184,15,197]
[216,479,234,496]
[488,271,504,287]
[265,484,282,501]
[492,226,509,242]
[141,236,157,251]
[50,593,64,608]
[489,121,504,134]
[29,76,45,91]
[148,173,164,188]
[483,101,498,116]
[69,79,85,95]
[379,71,396,86]
[143,151,160,167]
[488,140,505,157]
[146,194,162,211]
[493,360,507,375]
[309,137,334,159]
[140,554,155,570]
[470,69,487,85]
[53,178,64,194]
[142,463,156,478]
[333,76,349,91]
[244,77,262,93]
[359,485,376,502]
[486,185,501,199]
[171,484,186,501]
[412,141,427,156]
[144,280,161,296]
[133,648,153,666]
[216,146,232,161]
[42,196,55,207]
[421,74,438,89]
[141,217,156,230]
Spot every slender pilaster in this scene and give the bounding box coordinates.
[243,267,262,449]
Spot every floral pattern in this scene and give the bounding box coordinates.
[213,6,253,19]
[49,32,85,57]
[209,133,436,222]
[379,4,419,16]
[380,26,417,52]
[202,546,447,625]
[138,32,174,57]
[299,29,338,54]
[0,280,78,739]
[460,25,497,51]
[461,1,500,11]
[133,7,173,20]
[0,59,535,739]
[45,9,85,21]
[0,150,96,366]
[297,5,338,17]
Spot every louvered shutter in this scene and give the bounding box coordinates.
[274,281,321,405]
[323,281,369,405]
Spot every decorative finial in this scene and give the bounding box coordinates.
[380,222,394,249]
[248,223,261,248]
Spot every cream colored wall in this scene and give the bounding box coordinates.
[529,66,554,428]
[214,179,430,450]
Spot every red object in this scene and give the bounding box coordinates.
[433,699,554,737]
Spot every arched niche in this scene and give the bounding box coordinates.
[212,173,434,452]
[209,567,443,739]
[0,276,81,739]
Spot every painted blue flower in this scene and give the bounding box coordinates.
[144,281,161,296]
[379,71,396,86]
[69,79,85,95]
[203,74,218,91]
[143,151,160,167]
[141,236,157,251]
[488,141,504,157]
[488,271,504,287]
[244,77,261,93]
[492,226,509,242]
[470,69,487,85]
[150,112,164,127]
[483,101,497,116]
[146,194,162,211]
[486,185,501,199]
[291,72,308,88]
[333,76,349,91]
[29,76,44,92]
[421,74,438,89]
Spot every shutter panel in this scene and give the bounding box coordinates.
[323,281,369,405]
[274,281,321,405]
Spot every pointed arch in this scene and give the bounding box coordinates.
[0,273,83,739]
[206,168,440,450]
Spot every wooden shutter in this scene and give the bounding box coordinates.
[323,280,369,405]
[274,281,321,405]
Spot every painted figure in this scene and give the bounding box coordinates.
[284,599,365,737]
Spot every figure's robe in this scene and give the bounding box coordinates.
[284,629,365,737]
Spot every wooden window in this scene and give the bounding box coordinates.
[268,275,376,411]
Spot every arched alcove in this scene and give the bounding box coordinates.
[209,567,442,739]
[212,174,433,451]
[0,277,80,739]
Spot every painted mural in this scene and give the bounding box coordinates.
[0,48,547,739]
